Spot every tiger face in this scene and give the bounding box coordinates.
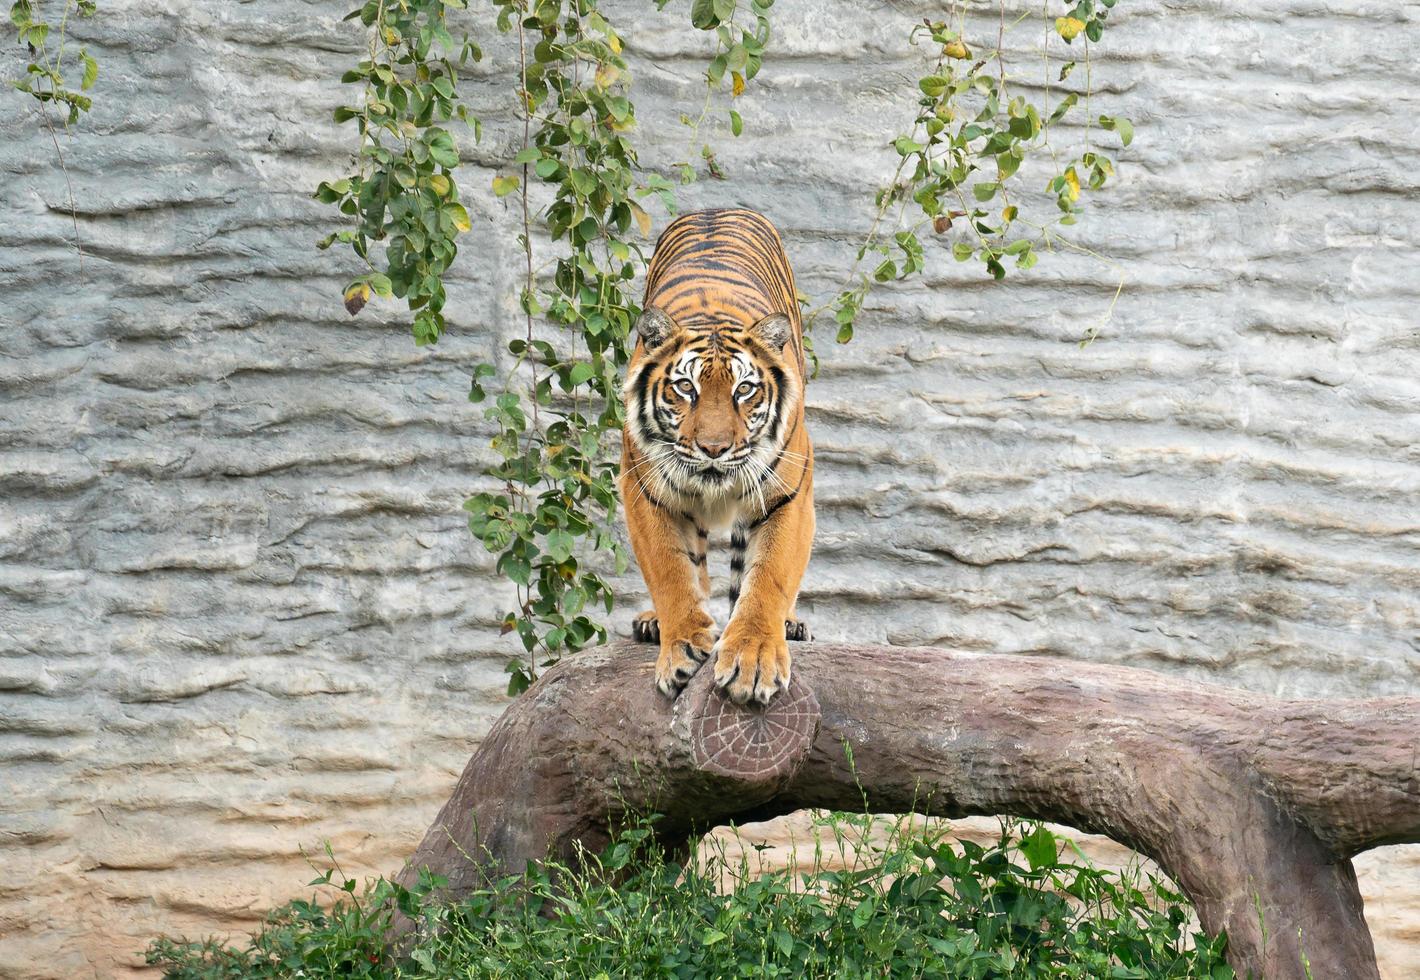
[625,307,799,495]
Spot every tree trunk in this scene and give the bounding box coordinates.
[397,641,1420,979]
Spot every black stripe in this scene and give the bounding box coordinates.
[748,449,810,530]
[637,482,675,515]
[749,490,796,530]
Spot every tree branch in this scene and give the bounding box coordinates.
[398,641,1420,979]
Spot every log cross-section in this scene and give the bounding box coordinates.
[398,641,1420,979]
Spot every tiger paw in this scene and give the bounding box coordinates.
[632,611,660,644]
[655,634,712,698]
[713,622,790,706]
[785,617,812,642]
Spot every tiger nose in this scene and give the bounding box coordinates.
[697,438,732,459]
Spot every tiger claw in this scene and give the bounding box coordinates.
[632,612,661,644]
[712,626,791,706]
[655,639,709,698]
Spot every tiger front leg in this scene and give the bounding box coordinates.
[714,487,814,706]
[622,477,715,698]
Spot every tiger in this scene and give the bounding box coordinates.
[620,207,814,706]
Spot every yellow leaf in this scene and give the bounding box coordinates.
[731,71,745,98]
[595,63,621,90]
[343,282,370,317]
[1063,167,1081,202]
[944,40,970,60]
[429,174,451,196]
[629,201,652,238]
[608,33,622,55]
[1055,16,1085,41]
[449,203,471,233]
[492,174,520,198]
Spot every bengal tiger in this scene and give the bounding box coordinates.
[620,207,814,706]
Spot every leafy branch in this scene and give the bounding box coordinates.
[816,0,1133,346]
[9,0,100,260]
[315,0,481,346]
[9,0,97,122]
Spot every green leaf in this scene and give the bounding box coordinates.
[506,665,531,696]
[690,0,717,29]
[79,50,97,91]
[729,109,742,137]
[427,132,460,167]
[1021,825,1057,871]
[1101,114,1134,146]
[918,75,948,97]
[570,169,597,196]
[972,182,999,202]
[545,529,575,563]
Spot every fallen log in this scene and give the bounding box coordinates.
[397,640,1420,978]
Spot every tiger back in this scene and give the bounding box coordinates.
[620,208,815,706]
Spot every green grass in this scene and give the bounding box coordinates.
[147,813,1231,979]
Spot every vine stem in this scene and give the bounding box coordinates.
[515,6,542,680]
[31,0,84,266]
[37,103,82,268]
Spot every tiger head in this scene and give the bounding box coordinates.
[625,306,800,491]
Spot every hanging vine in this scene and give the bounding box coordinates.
[314,0,482,345]
[319,0,1134,693]
[9,0,100,259]
[819,0,1132,345]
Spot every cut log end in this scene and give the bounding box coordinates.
[679,667,820,785]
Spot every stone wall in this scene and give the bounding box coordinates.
[1,0,1416,975]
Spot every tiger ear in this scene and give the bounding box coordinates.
[751,312,792,350]
[635,306,679,350]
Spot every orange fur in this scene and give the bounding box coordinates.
[620,209,814,705]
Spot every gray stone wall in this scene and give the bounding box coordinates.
[1,0,1417,975]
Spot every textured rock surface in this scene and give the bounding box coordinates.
[1,0,1416,976]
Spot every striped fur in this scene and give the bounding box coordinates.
[620,208,815,706]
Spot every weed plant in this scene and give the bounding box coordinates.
[148,813,1230,979]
